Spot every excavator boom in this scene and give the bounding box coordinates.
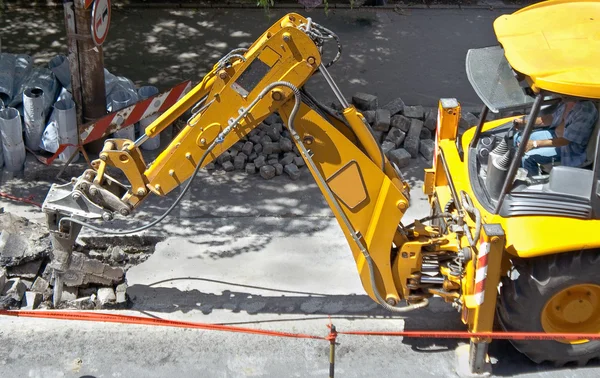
[43,8,506,321]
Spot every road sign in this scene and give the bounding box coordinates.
[91,0,110,47]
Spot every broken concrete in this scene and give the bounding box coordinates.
[61,286,78,302]
[31,276,49,293]
[7,259,42,279]
[98,287,116,305]
[22,291,42,310]
[0,268,6,293]
[116,283,127,304]
[0,278,26,309]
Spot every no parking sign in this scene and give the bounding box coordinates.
[91,0,111,47]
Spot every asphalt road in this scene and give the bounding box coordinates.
[1,6,508,108]
[2,4,600,378]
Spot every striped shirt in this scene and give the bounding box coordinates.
[550,101,598,167]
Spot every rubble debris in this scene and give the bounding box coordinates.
[405,119,424,158]
[386,128,406,148]
[7,259,43,278]
[403,105,425,120]
[70,295,97,310]
[388,148,411,169]
[0,268,7,293]
[31,276,49,293]
[22,291,42,310]
[382,97,405,116]
[390,115,411,132]
[0,213,49,267]
[61,286,78,302]
[381,141,396,156]
[424,110,437,131]
[97,287,116,305]
[420,139,436,162]
[0,278,26,309]
[352,92,378,111]
[284,164,301,180]
[116,283,127,304]
[245,163,256,174]
[373,109,391,132]
[362,110,376,124]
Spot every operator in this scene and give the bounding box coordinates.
[513,98,598,176]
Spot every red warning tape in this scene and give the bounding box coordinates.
[1,310,599,342]
[0,192,42,208]
[0,310,327,341]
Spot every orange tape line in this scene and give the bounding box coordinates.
[2,310,599,342]
[0,310,327,341]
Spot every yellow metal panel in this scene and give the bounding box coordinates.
[144,25,320,196]
[259,46,281,67]
[494,0,600,98]
[326,161,368,209]
[437,116,600,260]
[279,101,407,303]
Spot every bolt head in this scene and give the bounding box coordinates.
[89,187,98,195]
[99,154,107,161]
[72,192,81,199]
[386,298,397,306]
[102,212,113,221]
[119,208,130,216]
[137,188,146,196]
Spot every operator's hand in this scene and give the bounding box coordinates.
[513,117,526,129]
[525,140,536,152]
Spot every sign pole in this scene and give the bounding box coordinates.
[63,0,108,153]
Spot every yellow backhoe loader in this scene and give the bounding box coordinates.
[41,1,600,374]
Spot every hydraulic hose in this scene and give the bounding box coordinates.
[59,81,304,235]
[284,84,428,313]
[460,191,482,248]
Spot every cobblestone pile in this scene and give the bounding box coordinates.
[208,92,480,178]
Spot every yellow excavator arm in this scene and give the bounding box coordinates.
[42,13,466,314]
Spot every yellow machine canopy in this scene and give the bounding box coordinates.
[493,0,600,99]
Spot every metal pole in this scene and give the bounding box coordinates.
[329,325,337,378]
[63,0,107,154]
[493,93,544,214]
[469,105,489,149]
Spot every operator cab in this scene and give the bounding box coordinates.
[465,45,600,219]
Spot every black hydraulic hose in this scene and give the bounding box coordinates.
[59,81,304,235]
[60,141,218,235]
[404,213,453,230]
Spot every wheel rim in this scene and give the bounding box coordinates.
[541,284,600,344]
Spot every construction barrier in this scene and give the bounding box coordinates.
[2,309,600,377]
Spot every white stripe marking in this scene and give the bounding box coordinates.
[475,266,488,284]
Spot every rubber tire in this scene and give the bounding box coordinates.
[497,250,600,366]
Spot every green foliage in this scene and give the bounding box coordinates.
[258,0,333,13]
[256,0,275,10]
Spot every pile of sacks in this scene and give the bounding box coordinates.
[0,53,161,173]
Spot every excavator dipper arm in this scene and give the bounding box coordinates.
[43,13,460,312]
